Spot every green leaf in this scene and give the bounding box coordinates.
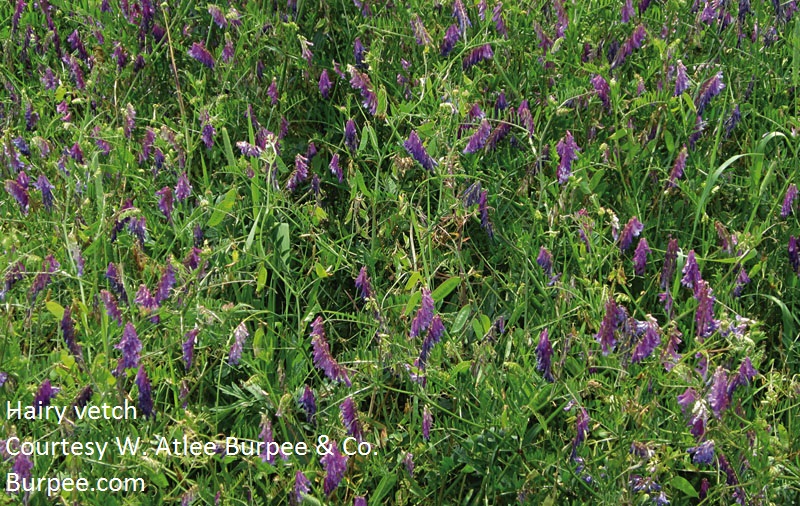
[431,276,461,301]
[369,474,397,505]
[221,127,237,169]
[471,318,485,339]
[256,265,267,293]
[276,223,290,266]
[451,305,471,334]
[405,291,422,317]
[46,301,65,320]
[207,186,238,227]
[664,130,674,153]
[405,271,421,291]
[670,476,698,498]
[314,262,330,278]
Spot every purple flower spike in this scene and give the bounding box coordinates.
[155,264,175,305]
[287,154,309,192]
[330,153,343,182]
[319,69,332,98]
[463,119,492,154]
[115,322,141,376]
[259,419,286,463]
[404,131,437,171]
[440,24,460,56]
[156,186,173,223]
[781,184,798,218]
[556,131,580,184]
[354,497,367,506]
[176,172,192,202]
[688,440,715,465]
[660,238,679,289]
[573,407,589,451]
[453,0,471,36]
[136,366,154,419]
[30,255,59,302]
[188,42,215,69]
[106,262,127,303]
[404,452,415,476]
[633,237,651,275]
[355,266,372,300]
[536,328,554,382]
[354,37,367,69]
[790,236,800,274]
[135,284,158,311]
[492,3,508,38]
[681,250,702,292]
[183,328,199,371]
[345,119,358,154]
[228,322,249,365]
[299,385,317,422]
[348,67,377,115]
[674,60,690,96]
[631,316,661,363]
[422,405,433,440]
[294,472,311,503]
[5,174,29,216]
[208,5,227,28]
[621,0,634,22]
[695,72,725,115]
[619,217,643,251]
[61,306,83,362]
[668,145,688,187]
[595,298,619,355]
[517,100,535,137]
[12,453,33,485]
[462,44,493,70]
[34,174,55,212]
[537,247,553,277]
[340,397,363,441]
[733,266,750,297]
[694,280,718,340]
[591,75,610,109]
[1,261,25,301]
[419,314,444,367]
[478,189,494,238]
[411,15,432,46]
[661,327,682,371]
[708,367,729,418]
[310,316,351,385]
[677,387,698,415]
[410,288,435,338]
[33,379,60,408]
[321,441,348,495]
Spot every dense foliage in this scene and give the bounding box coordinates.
[1,0,800,504]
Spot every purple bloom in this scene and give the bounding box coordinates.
[404,130,437,171]
[674,60,690,96]
[321,441,348,495]
[668,145,688,187]
[619,217,643,251]
[724,104,741,138]
[677,388,698,415]
[781,184,798,218]
[492,2,508,38]
[463,119,492,154]
[5,176,29,216]
[32,174,54,212]
[340,397,363,441]
[612,24,647,68]
[440,24,460,56]
[733,265,750,297]
[136,366,154,419]
[354,37,367,69]
[115,323,141,375]
[591,75,610,109]
[354,266,372,300]
[294,471,311,503]
[221,37,234,63]
[572,407,589,452]
[287,154,309,192]
[348,67,377,115]
[299,385,317,422]
[595,298,620,355]
[183,328,199,371]
[422,405,433,440]
[105,262,127,303]
[556,131,580,184]
[156,186,173,222]
[155,264,175,305]
[176,172,192,202]
[228,322,248,365]
[661,238,679,289]
[453,0,471,36]
[485,122,511,151]
[633,237,651,275]
[330,153,343,182]
[319,69,332,98]
[790,236,800,274]
[622,0,634,22]
[462,44,493,70]
[536,328,554,382]
[61,306,83,361]
[201,118,215,149]
[687,439,715,465]
[410,288,435,338]
[188,42,215,69]
[418,315,445,367]
[537,247,553,277]
[135,284,158,311]
[517,100,535,137]
[30,254,59,301]
[411,15,432,45]
[33,379,60,408]
[695,72,725,115]
[345,119,358,154]
[310,316,351,385]
[631,316,660,363]
[354,497,367,506]
[128,216,147,246]
[694,280,718,340]
[259,419,286,464]
[208,5,227,28]
[11,453,33,486]
[478,189,494,238]
[404,452,415,476]
[708,367,729,418]
[661,327,682,371]
[236,141,262,157]
[462,181,482,208]
[681,250,703,292]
